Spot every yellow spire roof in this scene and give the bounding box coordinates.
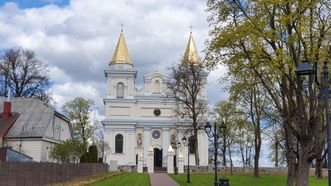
[183,32,200,65]
[110,31,132,65]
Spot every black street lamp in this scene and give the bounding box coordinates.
[182,135,194,183]
[171,139,181,175]
[205,121,229,186]
[296,59,331,186]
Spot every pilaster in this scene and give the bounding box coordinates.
[167,145,175,173]
[162,128,169,167]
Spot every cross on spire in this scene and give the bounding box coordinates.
[121,22,124,32]
[189,24,193,33]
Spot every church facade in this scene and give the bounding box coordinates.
[102,30,209,172]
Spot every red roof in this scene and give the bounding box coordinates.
[0,112,19,138]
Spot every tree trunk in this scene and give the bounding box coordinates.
[286,153,297,186]
[285,130,297,186]
[222,133,226,166]
[296,148,312,186]
[315,157,323,179]
[240,145,245,167]
[254,127,261,178]
[228,144,233,174]
[194,129,200,165]
[275,135,279,167]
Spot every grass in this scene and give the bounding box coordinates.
[169,174,328,186]
[53,172,123,186]
[90,172,151,186]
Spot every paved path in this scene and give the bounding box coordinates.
[149,173,179,186]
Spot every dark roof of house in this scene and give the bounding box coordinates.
[0,98,70,138]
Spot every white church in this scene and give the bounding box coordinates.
[102,30,209,173]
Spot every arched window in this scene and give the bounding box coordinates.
[117,83,124,98]
[189,136,196,154]
[115,134,123,153]
[154,80,160,93]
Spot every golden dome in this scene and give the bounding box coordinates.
[183,32,200,65]
[110,31,132,65]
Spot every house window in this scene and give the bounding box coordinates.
[115,134,123,153]
[189,136,196,154]
[154,80,160,93]
[117,83,124,98]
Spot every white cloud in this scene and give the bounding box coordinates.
[0,0,278,167]
[0,0,222,109]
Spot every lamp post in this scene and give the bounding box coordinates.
[182,135,194,183]
[171,139,181,175]
[296,59,331,185]
[205,121,228,186]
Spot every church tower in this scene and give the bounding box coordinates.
[105,30,137,99]
[182,31,207,99]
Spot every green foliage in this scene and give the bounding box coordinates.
[90,173,151,186]
[62,97,95,149]
[80,145,99,163]
[80,152,89,163]
[89,145,98,162]
[169,174,327,186]
[49,139,85,163]
[206,0,331,184]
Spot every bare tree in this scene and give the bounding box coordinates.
[167,61,208,165]
[0,47,51,102]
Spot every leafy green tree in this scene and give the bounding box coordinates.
[235,118,255,167]
[62,97,95,150]
[80,145,99,163]
[212,100,249,174]
[49,139,85,163]
[206,1,330,185]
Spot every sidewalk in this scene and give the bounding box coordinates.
[149,173,179,186]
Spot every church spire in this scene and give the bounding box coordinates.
[110,30,132,65]
[183,31,200,65]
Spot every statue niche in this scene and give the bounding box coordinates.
[137,133,142,148]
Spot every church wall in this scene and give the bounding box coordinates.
[143,127,151,166]
[103,61,209,169]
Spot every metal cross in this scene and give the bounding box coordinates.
[189,24,193,33]
[121,22,124,32]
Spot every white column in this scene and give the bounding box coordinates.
[167,145,175,173]
[178,150,184,173]
[147,146,154,173]
[125,129,135,165]
[137,151,144,173]
[162,128,169,167]
[143,127,151,166]
[198,131,209,166]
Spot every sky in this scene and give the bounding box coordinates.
[0,0,272,167]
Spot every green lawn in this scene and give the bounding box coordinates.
[169,174,328,186]
[90,173,151,186]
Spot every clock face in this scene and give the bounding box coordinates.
[152,130,161,139]
[153,108,161,116]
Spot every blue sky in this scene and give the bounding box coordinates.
[0,0,69,8]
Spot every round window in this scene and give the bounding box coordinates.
[153,108,161,116]
[152,130,161,139]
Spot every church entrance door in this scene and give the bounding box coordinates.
[153,148,162,168]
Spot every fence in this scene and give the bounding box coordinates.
[0,162,108,186]
[184,166,328,177]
